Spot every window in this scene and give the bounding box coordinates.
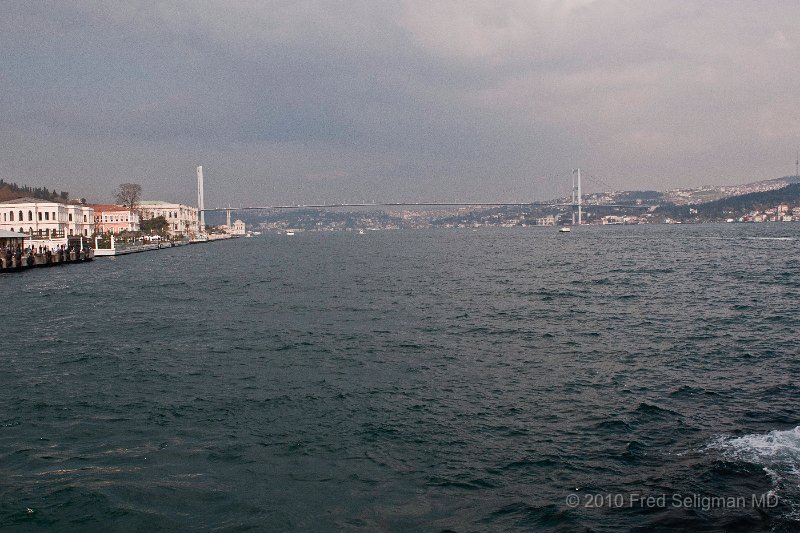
[84,229,88,236]
[9,211,14,221]
[45,212,49,221]
[19,211,23,221]
[69,214,73,222]
[38,212,42,221]
[84,215,87,222]
[28,211,32,221]
[69,229,74,236]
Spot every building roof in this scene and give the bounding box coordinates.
[139,201,196,209]
[139,200,175,206]
[0,197,62,205]
[0,197,91,208]
[88,203,130,211]
[0,229,27,238]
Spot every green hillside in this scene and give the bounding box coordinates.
[0,180,69,203]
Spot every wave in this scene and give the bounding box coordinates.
[710,426,800,521]
[712,426,800,472]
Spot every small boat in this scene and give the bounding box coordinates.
[285,231,295,236]
[559,226,571,233]
[358,229,365,235]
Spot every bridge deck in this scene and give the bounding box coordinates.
[200,202,654,212]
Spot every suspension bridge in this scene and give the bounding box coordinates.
[194,167,655,225]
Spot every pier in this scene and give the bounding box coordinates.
[1,247,94,272]
[0,229,94,273]
[92,233,235,257]
[93,233,191,257]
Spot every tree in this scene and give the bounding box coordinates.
[140,215,168,235]
[113,183,142,209]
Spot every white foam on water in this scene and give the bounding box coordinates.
[708,426,800,522]
[710,426,800,521]
[712,426,800,475]
[745,237,796,241]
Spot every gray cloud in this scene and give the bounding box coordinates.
[2,1,799,205]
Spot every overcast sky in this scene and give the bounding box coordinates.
[2,1,800,206]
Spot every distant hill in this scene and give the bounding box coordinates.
[699,183,800,218]
[0,180,69,203]
[764,175,800,185]
[658,183,800,220]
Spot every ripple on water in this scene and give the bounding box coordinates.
[2,226,799,530]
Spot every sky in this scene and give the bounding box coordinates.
[2,1,800,206]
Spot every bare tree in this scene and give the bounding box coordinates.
[113,183,142,209]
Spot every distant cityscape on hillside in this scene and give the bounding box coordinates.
[4,174,800,234]
[229,175,800,233]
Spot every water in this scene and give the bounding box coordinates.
[1,224,799,531]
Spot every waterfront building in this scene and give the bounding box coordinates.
[138,201,199,237]
[90,204,140,234]
[0,197,94,238]
[230,219,246,236]
[0,229,26,250]
[601,215,625,225]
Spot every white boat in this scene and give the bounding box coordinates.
[285,231,295,236]
[559,226,571,233]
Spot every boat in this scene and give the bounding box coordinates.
[285,231,295,236]
[559,226,571,233]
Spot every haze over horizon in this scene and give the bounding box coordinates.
[2,1,800,207]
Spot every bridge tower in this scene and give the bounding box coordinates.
[197,165,205,232]
[572,168,583,225]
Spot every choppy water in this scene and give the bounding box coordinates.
[2,224,800,531]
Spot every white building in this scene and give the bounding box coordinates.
[0,197,94,238]
[601,215,625,225]
[229,219,246,236]
[138,201,199,237]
